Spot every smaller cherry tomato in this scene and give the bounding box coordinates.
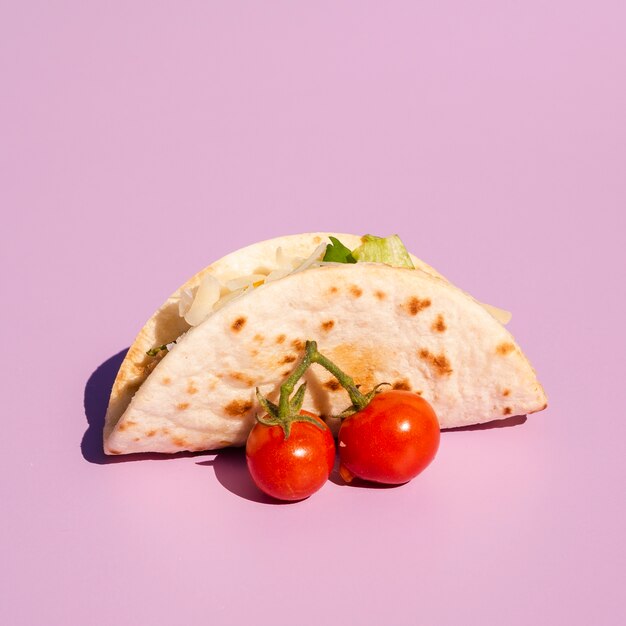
[338,391,440,485]
[246,411,335,501]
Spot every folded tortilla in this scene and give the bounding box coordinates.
[104,233,545,455]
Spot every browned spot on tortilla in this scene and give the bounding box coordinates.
[431,314,447,332]
[162,377,171,385]
[291,339,305,351]
[325,343,386,391]
[392,379,412,391]
[405,296,431,316]
[254,334,264,343]
[418,349,453,376]
[224,399,253,416]
[133,437,140,442]
[503,407,512,415]
[502,389,511,397]
[496,342,515,356]
[147,430,157,437]
[218,440,233,447]
[323,379,341,391]
[313,236,322,244]
[349,285,363,298]
[415,390,423,396]
[108,449,121,455]
[172,437,187,447]
[375,290,387,300]
[162,428,170,435]
[117,420,136,432]
[231,317,246,332]
[281,354,297,364]
[321,320,335,332]
[228,372,254,387]
[250,348,259,357]
[282,370,292,377]
[329,286,338,294]
[276,334,286,344]
[186,381,198,394]
[177,402,190,410]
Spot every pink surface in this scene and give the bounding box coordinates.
[2,2,625,625]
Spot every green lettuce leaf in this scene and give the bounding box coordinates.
[351,234,415,268]
[323,236,357,263]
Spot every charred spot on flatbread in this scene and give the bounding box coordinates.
[328,286,338,295]
[291,339,305,351]
[496,342,515,356]
[146,430,157,437]
[349,285,363,298]
[503,407,512,415]
[228,372,254,387]
[323,379,341,391]
[418,349,453,377]
[375,290,387,300]
[392,379,412,391]
[162,377,171,385]
[431,314,447,332]
[254,334,264,343]
[281,354,297,364]
[502,389,511,396]
[177,402,190,410]
[405,296,431,316]
[172,436,187,447]
[231,317,247,332]
[186,380,198,394]
[326,344,378,391]
[321,320,335,332]
[276,334,286,344]
[117,420,136,432]
[224,399,253,417]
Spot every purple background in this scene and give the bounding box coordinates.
[3,2,625,625]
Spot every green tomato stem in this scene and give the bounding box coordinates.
[277,342,316,420]
[307,342,369,410]
[255,339,374,437]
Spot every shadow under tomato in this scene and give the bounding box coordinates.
[196,450,297,505]
[328,475,405,489]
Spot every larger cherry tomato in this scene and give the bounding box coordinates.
[246,411,335,501]
[338,391,440,485]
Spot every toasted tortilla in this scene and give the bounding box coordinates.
[104,232,506,445]
[104,260,546,455]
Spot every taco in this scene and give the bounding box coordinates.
[104,233,545,455]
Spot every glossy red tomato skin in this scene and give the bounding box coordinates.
[246,411,336,501]
[338,391,440,485]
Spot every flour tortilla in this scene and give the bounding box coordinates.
[104,261,546,455]
[104,232,508,446]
